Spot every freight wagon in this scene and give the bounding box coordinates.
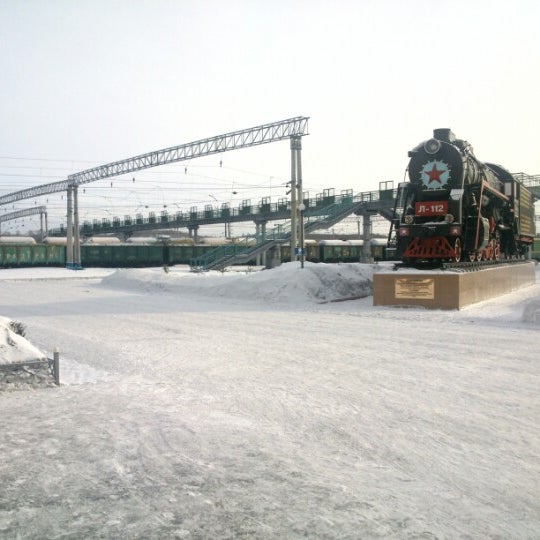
[0,237,394,268]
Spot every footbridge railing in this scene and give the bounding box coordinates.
[48,187,397,238]
[514,173,540,201]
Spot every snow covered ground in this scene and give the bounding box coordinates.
[0,261,539,539]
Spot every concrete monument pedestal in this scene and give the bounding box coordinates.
[373,261,536,310]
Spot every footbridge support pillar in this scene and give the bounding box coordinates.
[188,225,199,242]
[255,220,267,266]
[359,211,373,263]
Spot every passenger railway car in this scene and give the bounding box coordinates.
[396,129,535,263]
[278,239,388,263]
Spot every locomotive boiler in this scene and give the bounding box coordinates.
[396,129,535,263]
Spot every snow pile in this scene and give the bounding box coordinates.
[0,319,109,389]
[100,261,377,303]
[0,316,52,391]
[0,316,46,365]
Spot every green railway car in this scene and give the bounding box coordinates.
[42,245,66,265]
[0,245,21,266]
[0,243,65,267]
[1,238,397,269]
[531,237,540,260]
[169,245,195,264]
[318,240,364,262]
[81,244,164,267]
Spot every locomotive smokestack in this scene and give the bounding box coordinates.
[433,128,456,142]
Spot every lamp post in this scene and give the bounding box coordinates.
[157,234,171,272]
[299,203,306,268]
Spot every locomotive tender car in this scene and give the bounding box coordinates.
[396,129,535,263]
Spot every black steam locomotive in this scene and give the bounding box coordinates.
[396,129,535,263]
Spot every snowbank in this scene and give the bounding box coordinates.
[100,261,377,304]
[0,316,46,365]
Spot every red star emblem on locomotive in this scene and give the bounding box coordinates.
[426,163,444,184]
[420,160,450,189]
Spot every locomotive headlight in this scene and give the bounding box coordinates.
[424,138,441,154]
[445,213,454,223]
[404,214,414,224]
[399,227,410,237]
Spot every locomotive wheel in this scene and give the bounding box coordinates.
[453,238,462,262]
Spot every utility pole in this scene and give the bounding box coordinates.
[66,185,73,268]
[73,185,81,268]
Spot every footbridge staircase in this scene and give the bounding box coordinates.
[190,196,377,271]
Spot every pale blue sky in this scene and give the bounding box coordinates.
[1,0,539,229]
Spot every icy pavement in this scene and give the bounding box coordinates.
[0,262,539,538]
